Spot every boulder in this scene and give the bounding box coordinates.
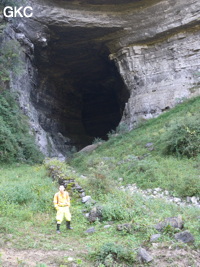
[145,142,154,148]
[85,227,95,234]
[138,248,153,263]
[78,143,102,153]
[82,196,91,204]
[155,215,183,231]
[80,192,85,197]
[104,225,112,229]
[174,231,195,243]
[117,223,133,233]
[88,206,103,223]
[150,234,161,242]
[190,196,198,205]
[145,142,154,151]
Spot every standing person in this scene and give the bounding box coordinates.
[53,185,73,233]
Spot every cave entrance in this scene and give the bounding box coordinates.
[32,26,130,154]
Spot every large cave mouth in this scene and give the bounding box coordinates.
[32,26,130,153]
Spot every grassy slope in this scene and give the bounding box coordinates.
[71,96,200,198]
[0,164,199,267]
[0,97,200,266]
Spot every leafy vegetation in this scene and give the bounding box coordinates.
[94,242,135,266]
[0,91,44,163]
[0,39,23,86]
[161,114,200,158]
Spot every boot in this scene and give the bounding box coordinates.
[66,221,73,230]
[57,223,61,234]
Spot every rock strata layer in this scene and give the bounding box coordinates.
[2,0,200,155]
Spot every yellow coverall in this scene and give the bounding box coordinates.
[53,191,71,224]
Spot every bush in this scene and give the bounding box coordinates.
[101,191,135,221]
[0,39,23,84]
[2,183,34,205]
[175,175,200,197]
[161,115,200,158]
[86,162,116,196]
[0,177,55,215]
[95,242,135,266]
[0,91,44,163]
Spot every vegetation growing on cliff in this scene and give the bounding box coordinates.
[0,91,44,163]
[0,28,43,163]
[0,39,23,86]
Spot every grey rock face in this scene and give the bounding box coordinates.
[138,247,153,263]
[4,0,200,156]
[174,231,195,243]
[0,14,3,23]
[115,29,200,128]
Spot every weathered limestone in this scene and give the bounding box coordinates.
[113,29,200,127]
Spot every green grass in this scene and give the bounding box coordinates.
[71,96,200,198]
[0,163,199,266]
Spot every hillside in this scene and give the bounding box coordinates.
[0,97,200,266]
[71,96,200,198]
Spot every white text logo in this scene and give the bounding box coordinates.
[3,6,33,18]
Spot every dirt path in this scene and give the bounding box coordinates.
[0,248,88,267]
[149,245,200,267]
[1,246,200,267]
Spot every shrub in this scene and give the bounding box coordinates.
[86,162,116,196]
[0,177,55,214]
[95,242,135,266]
[161,115,200,158]
[0,39,23,84]
[101,191,135,221]
[175,175,200,197]
[0,91,44,163]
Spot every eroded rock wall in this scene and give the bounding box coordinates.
[113,28,200,126]
[107,0,200,127]
[2,0,200,156]
[1,23,65,158]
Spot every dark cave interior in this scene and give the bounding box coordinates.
[31,26,130,153]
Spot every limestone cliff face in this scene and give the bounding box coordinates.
[2,0,200,156]
[115,28,200,126]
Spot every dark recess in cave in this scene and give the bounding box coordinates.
[31,26,130,153]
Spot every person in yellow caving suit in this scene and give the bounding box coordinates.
[53,185,73,233]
